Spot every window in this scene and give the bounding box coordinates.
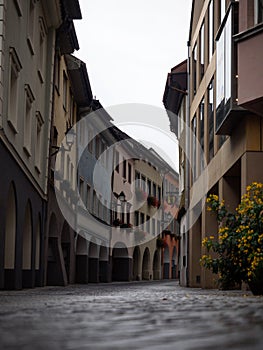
[99,194,103,218]
[192,115,197,181]
[192,44,197,96]
[153,183,157,197]
[115,151,119,172]
[157,221,161,235]
[35,111,44,172]
[86,184,91,210]
[208,79,214,161]
[146,215,150,233]
[13,0,22,16]
[27,0,36,54]
[88,127,93,153]
[199,98,205,171]
[24,84,35,156]
[38,17,46,82]
[255,0,263,24]
[95,135,100,159]
[63,72,68,111]
[141,175,146,191]
[69,92,74,127]
[121,211,125,225]
[8,48,22,132]
[127,210,130,225]
[103,200,108,222]
[209,0,214,62]
[135,171,140,189]
[152,218,156,235]
[128,163,132,183]
[215,3,238,133]
[123,159,127,179]
[200,22,205,80]
[79,178,84,202]
[140,213,145,231]
[157,186,161,203]
[66,155,70,181]
[147,179,152,195]
[54,52,60,92]
[135,211,139,227]
[92,190,97,215]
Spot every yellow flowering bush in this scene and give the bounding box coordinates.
[201,182,263,294]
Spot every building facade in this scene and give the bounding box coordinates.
[0,0,65,290]
[165,0,263,289]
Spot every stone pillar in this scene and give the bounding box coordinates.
[201,204,218,289]
[189,213,201,287]
[241,152,263,194]
[219,176,240,213]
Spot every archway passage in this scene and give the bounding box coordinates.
[88,241,99,283]
[99,246,109,282]
[22,201,33,288]
[61,221,71,283]
[46,214,66,286]
[133,246,140,281]
[163,245,170,279]
[142,247,151,280]
[172,246,177,279]
[35,215,41,286]
[153,250,160,280]
[4,183,17,289]
[112,243,131,281]
[75,234,89,283]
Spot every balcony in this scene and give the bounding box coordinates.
[215,1,247,135]
[235,23,263,116]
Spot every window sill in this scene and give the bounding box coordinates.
[27,37,35,56]
[7,119,18,134]
[23,145,32,157]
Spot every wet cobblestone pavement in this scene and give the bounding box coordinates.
[0,280,263,349]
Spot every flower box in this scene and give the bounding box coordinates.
[112,218,122,227]
[135,189,148,201]
[147,195,159,208]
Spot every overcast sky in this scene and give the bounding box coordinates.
[74,1,192,171]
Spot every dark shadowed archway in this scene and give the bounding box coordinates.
[142,247,151,280]
[75,234,89,283]
[133,246,141,281]
[153,249,160,280]
[163,245,170,279]
[112,242,131,281]
[22,201,33,288]
[4,183,17,289]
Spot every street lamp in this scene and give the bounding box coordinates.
[63,128,75,151]
[118,191,126,203]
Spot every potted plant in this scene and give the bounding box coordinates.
[201,183,263,294]
[135,188,148,201]
[112,218,122,227]
[147,195,159,208]
[156,236,167,248]
[120,223,133,232]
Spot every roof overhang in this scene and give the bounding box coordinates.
[65,55,93,107]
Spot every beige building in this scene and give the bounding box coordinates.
[0,0,66,289]
[164,0,263,288]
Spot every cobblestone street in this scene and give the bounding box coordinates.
[0,281,263,349]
